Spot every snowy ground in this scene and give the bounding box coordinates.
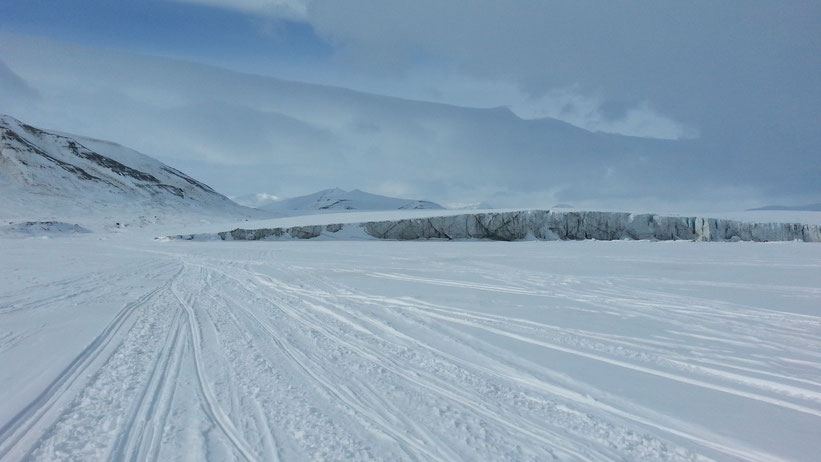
[1,229,820,461]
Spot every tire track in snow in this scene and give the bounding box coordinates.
[196,265,447,461]
[364,271,821,410]
[183,246,821,459]
[0,262,180,460]
[382,298,821,418]
[319,265,810,462]
[169,267,258,462]
[196,267,281,462]
[203,262,692,461]
[203,264,572,460]
[368,294,821,406]
[255,269,794,462]
[0,259,166,315]
[195,264,393,461]
[107,308,187,462]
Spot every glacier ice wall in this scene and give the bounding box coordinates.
[166,210,821,243]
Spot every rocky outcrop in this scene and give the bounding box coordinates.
[1,221,91,237]
[165,210,821,243]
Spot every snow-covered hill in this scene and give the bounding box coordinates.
[263,188,444,214]
[0,115,267,226]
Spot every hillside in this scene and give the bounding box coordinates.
[0,115,267,227]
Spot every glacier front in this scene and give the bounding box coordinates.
[165,210,821,242]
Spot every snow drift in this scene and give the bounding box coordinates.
[165,210,821,242]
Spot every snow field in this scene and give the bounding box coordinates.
[1,235,820,461]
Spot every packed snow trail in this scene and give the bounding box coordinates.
[1,236,820,461]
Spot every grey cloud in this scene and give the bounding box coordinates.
[0,59,40,109]
[599,101,629,123]
[306,3,818,115]
[170,0,308,20]
[186,1,818,167]
[0,34,817,211]
[300,1,819,171]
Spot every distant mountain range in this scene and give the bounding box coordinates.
[259,188,444,213]
[0,114,265,223]
[746,203,821,212]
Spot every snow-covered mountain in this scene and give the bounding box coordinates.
[0,115,265,224]
[263,188,444,213]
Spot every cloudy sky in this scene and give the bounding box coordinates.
[1,0,819,210]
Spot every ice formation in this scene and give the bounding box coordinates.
[167,210,821,242]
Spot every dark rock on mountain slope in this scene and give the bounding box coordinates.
[0,114,266,222]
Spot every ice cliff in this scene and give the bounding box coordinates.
[165,210,821,242]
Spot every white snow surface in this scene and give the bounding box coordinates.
[1,214,820,461]
[261,188,444,214]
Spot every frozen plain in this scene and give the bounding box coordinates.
[1,223,820,461]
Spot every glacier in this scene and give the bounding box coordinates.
[166,210,821,242]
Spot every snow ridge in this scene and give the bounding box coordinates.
[165,210,821,242]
